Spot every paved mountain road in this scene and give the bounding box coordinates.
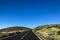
[2,30,42,40]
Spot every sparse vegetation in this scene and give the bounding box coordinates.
[34,24,60,40]
[0,26,30,39]
[57,31,60,35]
[0,24,60,40]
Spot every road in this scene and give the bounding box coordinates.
[2,30,42,40]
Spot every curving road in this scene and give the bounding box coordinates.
[2,30,41,40]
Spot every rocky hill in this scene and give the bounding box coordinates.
[0,24,60,40]
[0,26,30,38]
[33,24,60,40]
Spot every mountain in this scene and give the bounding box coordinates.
[0,26,31,37]
[0,24,60,40]
[0,26,30,32]
[33,24,60,40]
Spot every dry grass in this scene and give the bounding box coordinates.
[34,24,60,40]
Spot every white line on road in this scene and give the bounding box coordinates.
[20,32,29,40]
[1,33,20,39]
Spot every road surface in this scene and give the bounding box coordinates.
[2,30,41,40]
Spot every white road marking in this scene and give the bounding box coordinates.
[1,33,20,39]
[20,32,29,39]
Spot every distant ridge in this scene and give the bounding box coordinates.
[0,26,30,32]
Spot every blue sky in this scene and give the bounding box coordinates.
[0,0,60,28]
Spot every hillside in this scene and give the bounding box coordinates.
[0,26,30,32]
[0,26,30,38]
[0,24,60,40]
[33,24,60,40]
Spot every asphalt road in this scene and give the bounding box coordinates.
[2,30,41,40]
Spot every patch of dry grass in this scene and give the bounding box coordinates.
[34,24,60,40]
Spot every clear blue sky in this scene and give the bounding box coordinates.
[0,0,60,28]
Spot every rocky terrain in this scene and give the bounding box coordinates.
[34,24,60,40]
[0,24,60,40]
[0,26,30,39]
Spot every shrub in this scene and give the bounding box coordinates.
[57,31,60,35]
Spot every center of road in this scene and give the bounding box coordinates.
[20,32,29,40]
